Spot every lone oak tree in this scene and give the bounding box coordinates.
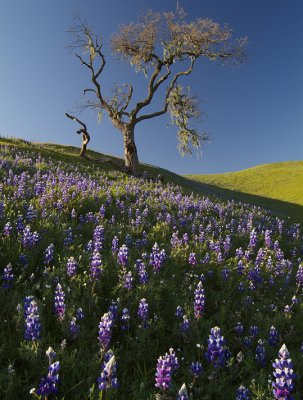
[67,6,247,174]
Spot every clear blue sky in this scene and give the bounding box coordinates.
[1,0,303,174]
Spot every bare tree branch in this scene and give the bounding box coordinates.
[83,88,97,96]
[65,112,87,131]
[135,57,196,124]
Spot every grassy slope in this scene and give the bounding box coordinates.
[0,136,193,189]
[1,136,303,221]
[186,161,303,221]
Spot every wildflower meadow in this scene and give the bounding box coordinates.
[1,145,302,399]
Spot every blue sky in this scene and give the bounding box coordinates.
[1,0,303,174]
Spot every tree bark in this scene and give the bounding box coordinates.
[79,131,90,157]
[123,125,139,175]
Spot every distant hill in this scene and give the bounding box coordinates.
[186,161,303,221]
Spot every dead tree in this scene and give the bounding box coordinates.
[65,113,90,157]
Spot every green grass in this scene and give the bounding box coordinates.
[186,161,303,221]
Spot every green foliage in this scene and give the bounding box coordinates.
[167,85,207,155]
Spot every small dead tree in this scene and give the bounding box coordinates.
[65,113,90,157]
[67,6,247,174]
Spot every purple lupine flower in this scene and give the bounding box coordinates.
[180,315,190,333]
[155,348,179,391]
[0,202,4,219]
[63,227,73,247]
[255,339,266,366]
[26,204,37,221]
[249,229,257,249]
[235,247,244,259]
[141,230,148,247]
[177,383,189,400]
[24,295,34,316]
[108,300,119,321]
[237,260,244,275]
[182,233,189,244]
[69,317,80,338]
[217,251,223,264]
[205,326,230,369]
[19,253,27,266]
[98,351,119,392]
[24,298,41,341]
[138,298,149,328]
[136,259,149,285]
[175,306,184,318]
[235,322,244,335]
[236,385,250,400]
[243,336,252,348]
[149,243,166,273]
[123,271,133,290]
[194,281,205,319]
[125,234,133,247]
[188,252,197,266]
[223,235,231,253]
[66,257,77,277]
[269,326,279,347]
[15,214,25,233]
[3,222,12,236]
[121,308,130,331]
[167,348,179,371]
[98,312,113,351]
[2,263,14,288]
[221,267,230,281]
[93,225,105,252]
[250,325,259,337]
[296,264,303,285]
[272,344,296,399]
[54,283,65,321]
[44,243,54,265]
[171,231,182,248]
[32,230,40,245]
[100,204,106,218]
[76,308,84,320]
[111,236,119,254]
[87,240,94,252]
[190,361,203,378]
[22,225,33,247]
[46,346,56,364]
[264,229,272,247]
[90,251,103,281]
[117,245,129,267]
[36,361,60,396]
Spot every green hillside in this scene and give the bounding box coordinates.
[1,136,303,221]
[186,161,303,221]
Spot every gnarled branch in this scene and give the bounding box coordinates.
[65,113,91,157]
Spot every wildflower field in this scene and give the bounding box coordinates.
[1,144,302,399]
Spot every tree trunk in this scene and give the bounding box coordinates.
[123,126,139,175]
[79,132,90,157]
